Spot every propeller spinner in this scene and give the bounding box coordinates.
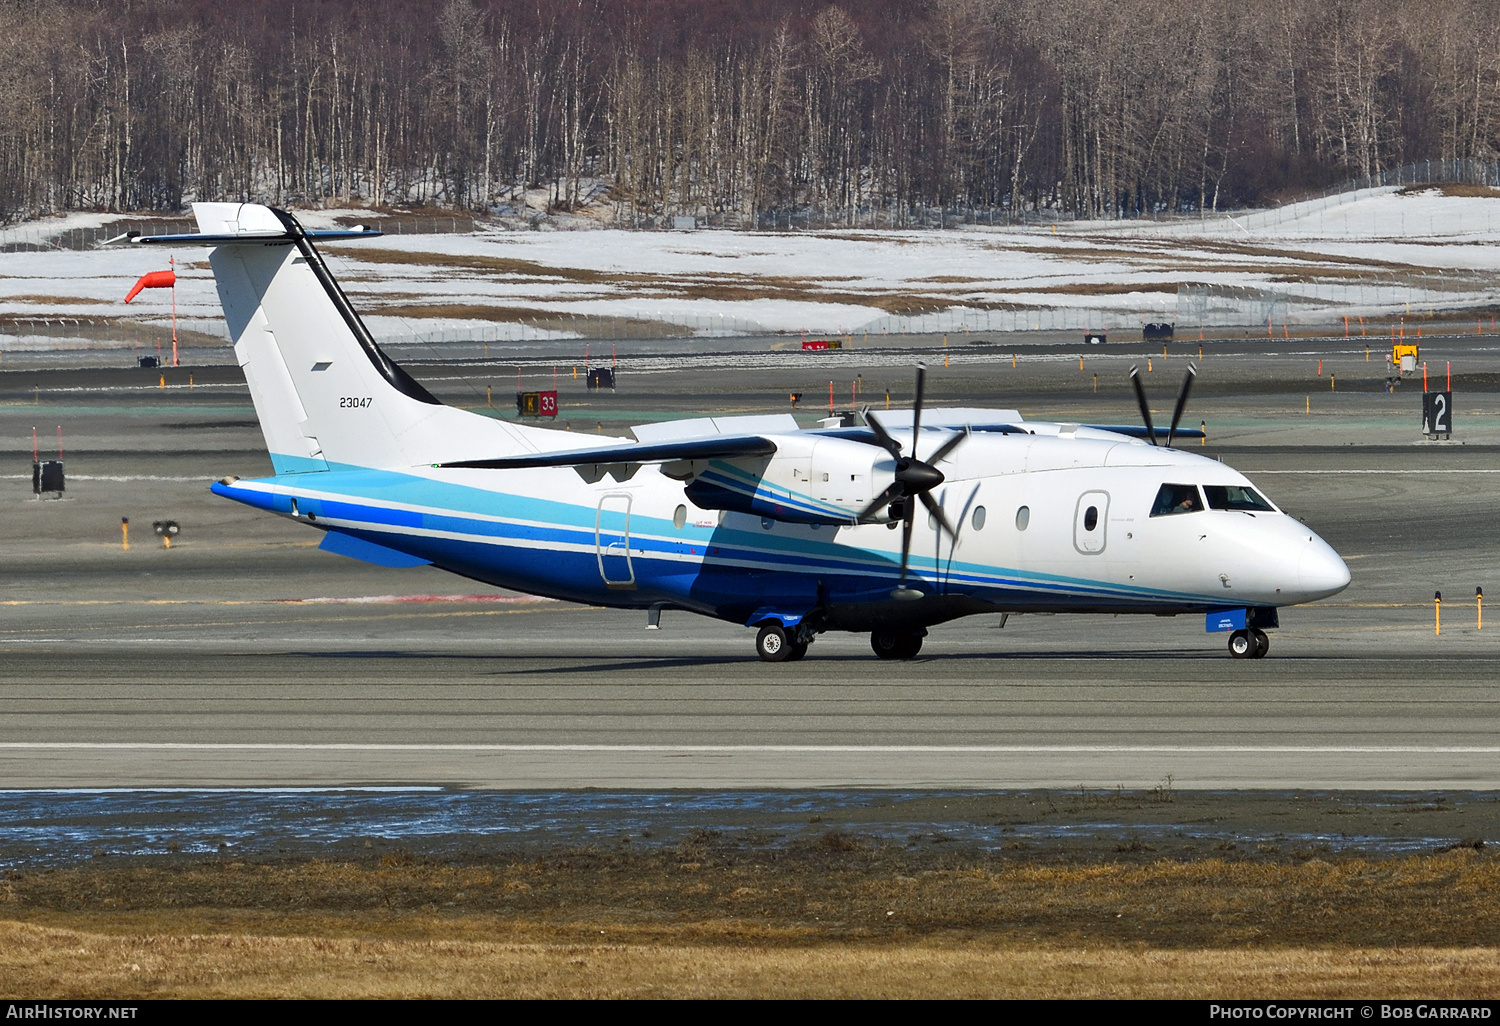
[857,364,970,601]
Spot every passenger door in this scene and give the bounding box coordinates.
[1073,490,1109,554]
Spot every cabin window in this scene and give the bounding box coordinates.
[673,504,687,529]
[1083,505,1098,531]
[1202,485,1275,512]
[1015,505,1030,530]
[1150,483,1202,516]
[972,506,987,531]
[760,517,775,530]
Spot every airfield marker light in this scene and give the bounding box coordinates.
[1200,420,1206,445]
[1012,354,1016,368]
[1400,319,1405,340]
[31,426,37,462]
[1268,317,1274,338]
[1080,355,1084,370]
[121,517,128,551]
[487,387,492,408]
[1331,374,1335,391]
[573,366,577,379]
[1417,326,1422,338]
[945,352,949,368]
[829,381,834,415]
[1093,373,1098,393]
[1147,358,1152,373]
[1199,343,1203,359]
[1435,591,1442,635]
[56,425,62,460]
[1359,316,1366,336]
[1163,344,1168,357]
[159,375,164,390]
[1283,322,1289,340]
[1344,315,1349,337]
[1423,363,1428,392]
[189,375,193,390]
[1478,587,1484,630]
[1318,359,1322,376]
[1306,396,1310,414]
[1366,346,1370,362]
[1447,362,1451,391]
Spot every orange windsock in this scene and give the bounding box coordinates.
[124,269,176,303]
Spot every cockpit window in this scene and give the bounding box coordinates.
[1203,485,1276,512]
[1150,483,1202,516]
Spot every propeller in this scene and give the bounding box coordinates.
[857,364,970,601]
[1129,361,1198,447]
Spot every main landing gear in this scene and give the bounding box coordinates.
[1228,628,1269,659]
[756,624,809,662]
[871,628,924,660]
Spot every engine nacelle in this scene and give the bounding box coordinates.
[679,435,894,525]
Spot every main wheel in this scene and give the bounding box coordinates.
[785,640,810,661]
[756,625,793,662]
[1228,629,1254,659]
[1250,628,1270,659]
[871,629,923,660]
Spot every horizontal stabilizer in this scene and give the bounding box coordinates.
[133,228,382,246]
[318,530,432,567]
[438,434,778,470]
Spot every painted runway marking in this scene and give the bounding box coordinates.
[0,743,1495,754]
[1247,469,1500,474]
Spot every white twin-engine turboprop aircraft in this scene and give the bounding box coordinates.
[132,203,1349,662]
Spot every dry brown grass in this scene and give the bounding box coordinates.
[4,847,1499,996]
[1399,183,1500,199]
[3,921,1499,999]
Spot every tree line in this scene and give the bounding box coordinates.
[0,0,1496,226]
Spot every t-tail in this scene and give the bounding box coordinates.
[137,202,544,473]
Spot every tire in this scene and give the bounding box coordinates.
[1228,629,1254,659]
[872,629,923,660]
[756,625,792,662]
[785,641,810,661]
[1250,628,1270,659]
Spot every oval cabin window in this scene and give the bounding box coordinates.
[972,506,987,531]
[1084,505,1099,532]
[673,504,687,529]
[1015,505,1030,530]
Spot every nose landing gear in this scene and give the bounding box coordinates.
[1228,628,1269,659]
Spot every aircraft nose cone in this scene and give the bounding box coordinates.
[1298,536,1351,599]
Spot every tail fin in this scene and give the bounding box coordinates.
[192,202,534,472]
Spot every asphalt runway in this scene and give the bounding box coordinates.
[2,334,1498,790]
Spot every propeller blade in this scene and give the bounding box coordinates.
[1166,362,1198,448]
[919,489,957,539]
[862,410,903,458]
[910,364,926,458]
[896,508,915,588]
[1129,366,1157,446]
[924,426,970,467]
[858,482,903,523]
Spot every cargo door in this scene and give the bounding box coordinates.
[596,493,636,588]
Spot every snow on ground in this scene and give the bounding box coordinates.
[3,186,1500,348]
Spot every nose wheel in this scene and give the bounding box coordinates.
[1228,628,1269,659]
